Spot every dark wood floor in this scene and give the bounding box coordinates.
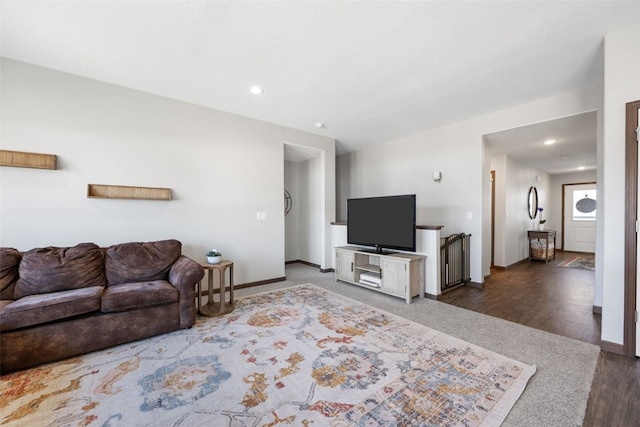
[439,251,640,427]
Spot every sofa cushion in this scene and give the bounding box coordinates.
[14,243,106,299]
[0,248,21,300]
[101,280,179,313]
[0,286,103,331]
[105,239,181,286]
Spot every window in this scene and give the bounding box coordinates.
[572,190,596,221]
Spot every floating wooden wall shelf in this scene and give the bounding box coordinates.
[87,184,172,201]
[0,149,57,170]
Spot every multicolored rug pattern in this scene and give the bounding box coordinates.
[0,284,535,426]
[558,256,595,271]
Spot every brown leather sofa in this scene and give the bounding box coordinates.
[0,239,204,373]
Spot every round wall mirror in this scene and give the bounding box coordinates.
[528,186,538,219]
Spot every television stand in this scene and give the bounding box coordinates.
[334,246,425,304]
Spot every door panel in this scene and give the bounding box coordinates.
[564,183,596,253]
[636,107,640,357]
[380,259,406,296]
[574,227,597,244]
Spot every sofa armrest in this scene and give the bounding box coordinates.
[169,256,204,328]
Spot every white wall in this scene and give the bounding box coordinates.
[491,153,550,267]
[507,158,551,266]
[298,156,322,265]
[601,22,640,346]
[548,170,597,250]
[284,161,300,261]
[284,156,322,265]
[0,58,336,283]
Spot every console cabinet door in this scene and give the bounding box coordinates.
[335,249,355,282]
[380,259,407,296]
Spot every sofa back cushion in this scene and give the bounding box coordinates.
[14,243,106,299]
[0,248,22,300]
[105,239,181,286]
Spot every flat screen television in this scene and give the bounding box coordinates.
[347,194,416,253]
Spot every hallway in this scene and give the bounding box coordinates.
[440,250,600,345]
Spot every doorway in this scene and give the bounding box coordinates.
[623,99,640,357]
[636,104,640,357]
[484,111,597,270]
[283,143,322,267]
[491,170,495,268]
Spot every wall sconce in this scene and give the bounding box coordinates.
[433,171,442,183]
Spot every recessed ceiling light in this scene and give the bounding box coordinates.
[543,139,556,145]
[249,86,263,95]
[315,122,325,129]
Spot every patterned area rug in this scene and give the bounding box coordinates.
[0,284,535,426]
[558,256,595,271]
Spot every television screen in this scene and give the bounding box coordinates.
[347,194,416,253]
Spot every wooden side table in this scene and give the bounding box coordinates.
[197,260,235,317]
[528,230,556,263]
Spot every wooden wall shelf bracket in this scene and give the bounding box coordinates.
[87,184,172,200]
[0,149,57,170]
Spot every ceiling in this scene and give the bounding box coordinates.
[1,1,638,166]
[485,111,597,175]
[283,143,321,163]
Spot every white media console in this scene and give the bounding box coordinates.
[331,223,442,299]
[334,246,426,304]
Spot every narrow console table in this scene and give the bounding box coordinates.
[528,230,556,263]
[197,260,235,316]
[335,246,425,304]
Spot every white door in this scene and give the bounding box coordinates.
[636,107,640,357]
[563,183,596,253]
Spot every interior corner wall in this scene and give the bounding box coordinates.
[298,156,322,265]
[336,153,353,222]
[0,58,335,284]
[284,156,322,265]
[492,154,549,267]
[601,22,640,346]
[491,155,507,267]
[506,157,550,267]
[548,170,597,250]
[284,161,301,262]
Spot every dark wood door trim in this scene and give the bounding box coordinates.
[624,99,640,357]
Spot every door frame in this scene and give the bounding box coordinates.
[624,99,640,357]
[561,182,596,251]
[491,170,495,268]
